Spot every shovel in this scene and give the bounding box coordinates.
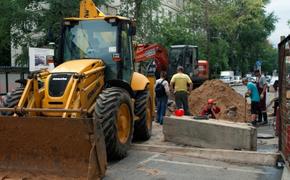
[244,98,247,122]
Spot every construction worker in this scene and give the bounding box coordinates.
[170,66,193,115]
[272,80,279,116]
[242,78,260,126]
[269,80,279,117]
[155,71,170,125]
[200,99,221,119]
[254,70,268,125]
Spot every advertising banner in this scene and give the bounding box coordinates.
[29,47,54,72]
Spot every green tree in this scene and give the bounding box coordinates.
[0,1,11,66]
[0,0,40,66]
[156,0,277,75]
[119,0,161,42]
[0,0,108,66]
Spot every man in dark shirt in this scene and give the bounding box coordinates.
[254,70,268,125]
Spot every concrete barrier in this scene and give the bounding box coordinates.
[163,116,257,151]
[282,167,290,180]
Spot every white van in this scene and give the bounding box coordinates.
[220,71,234,84]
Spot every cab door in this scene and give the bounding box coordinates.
[119,22,133,83]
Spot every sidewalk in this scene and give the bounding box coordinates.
[257,116,278,153]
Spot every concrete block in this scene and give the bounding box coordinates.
[282,166,290,180]
[163,116,257,151]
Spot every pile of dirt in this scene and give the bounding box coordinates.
[189,80,250,122]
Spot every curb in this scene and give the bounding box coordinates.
[281,158,290,180]
[131,144,279,166]
[282,166,290,180]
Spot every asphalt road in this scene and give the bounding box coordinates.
[105,150,282,180]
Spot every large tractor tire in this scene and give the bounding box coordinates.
[133,90,153,141]
[94,87,133,160]
[1,87,24,116]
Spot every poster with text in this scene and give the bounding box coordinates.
[29,47,54,72]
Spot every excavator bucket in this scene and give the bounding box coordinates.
[0,116,107,179]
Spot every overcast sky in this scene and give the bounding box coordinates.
[266,0,290,45]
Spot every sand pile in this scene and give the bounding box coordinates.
[189,80,250,122]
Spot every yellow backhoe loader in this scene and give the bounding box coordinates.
[0,0,154,179]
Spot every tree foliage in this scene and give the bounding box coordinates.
[0,0,107,66]
[0,0,278,75]
[119,0,160,42]
[153,0,277,75]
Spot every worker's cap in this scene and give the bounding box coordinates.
[207,99,216,104]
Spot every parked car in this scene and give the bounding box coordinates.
[233,76,242,86]
[245,76,256,83]
[220,71,234,84]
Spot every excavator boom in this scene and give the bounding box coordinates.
[79,0,105,18]
[135,44,169,72]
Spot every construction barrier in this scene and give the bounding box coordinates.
[278,35,290,167]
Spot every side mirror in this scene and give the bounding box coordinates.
[129,21,136,36]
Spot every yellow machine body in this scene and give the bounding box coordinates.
[0,0,154,179]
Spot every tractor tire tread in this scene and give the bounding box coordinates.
[1,87,24,116]
[133,90,152,141]
[95,87,133,161]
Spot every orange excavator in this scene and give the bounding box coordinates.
[198,60,209,82]
[134,44,209,87]
[133,44,169,112]
[134,43,169,75]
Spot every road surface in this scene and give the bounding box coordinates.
[105,150,282,180]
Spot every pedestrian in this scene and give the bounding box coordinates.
[242,78,260,126]
[170,66,193,115]
[270,80,279,116]
[200,99,221,119]
[254,70,268,125]
[155,71,170,125]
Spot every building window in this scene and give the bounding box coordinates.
[168,11,172,20]
[177,0,183,7]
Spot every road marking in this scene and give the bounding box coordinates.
[150,159,272,175]
[138,154,160,166]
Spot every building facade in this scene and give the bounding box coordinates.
[100,0,184,17]
[160,0,184,18]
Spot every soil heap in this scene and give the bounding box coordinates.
[189,80,250,122]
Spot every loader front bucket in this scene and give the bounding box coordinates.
[0,116,107,179]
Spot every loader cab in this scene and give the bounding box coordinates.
[59,17,135,83]
[168,45,199,79]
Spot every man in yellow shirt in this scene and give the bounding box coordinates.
[170,66,193,115]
